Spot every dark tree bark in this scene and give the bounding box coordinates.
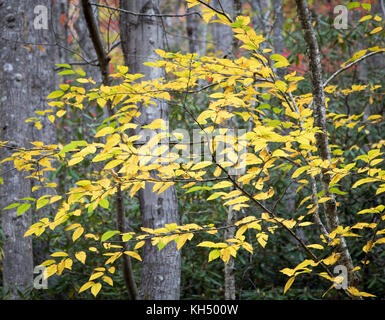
[75,0,103,85]
[119,0,181,300]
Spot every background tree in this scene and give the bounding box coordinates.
[0,0,57,299]
[119,0,181,300]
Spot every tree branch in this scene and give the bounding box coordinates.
[323,50,385,87]
[90,2,202,18]
[81,0,111,86]
[295,0,359,297]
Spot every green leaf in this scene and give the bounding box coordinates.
[347,2,360,9]
[99,199,109,209]
[329,188,347,195]
[76,69,86,77]
[185,186,211,194]
[55,63,72,69]
[58,141,88,156]
[361,3,371,10]
[58,69,75,76]
[101,230,120,242]
[17,203,31,216]
[20,197,36,202]
[55,63,71,69]
[3,203,20,210]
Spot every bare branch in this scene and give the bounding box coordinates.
[90,2,202,18]
[323,50,385,87]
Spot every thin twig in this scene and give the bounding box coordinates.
[90,2,202,18]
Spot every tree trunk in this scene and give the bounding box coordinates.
[29,0,58,269]
[186,4,201,55]
[75,0,103,85]
[211,0,234,56]
[0,0,55,299]
[272,0,284,54]
[119,0,181,300]
[295,0,358,292]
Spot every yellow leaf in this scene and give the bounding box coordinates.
[220,248,231,264]
[89,272,104,281]
[75,251,86,264]
[108,266,116,274]
[91,282,102,297]
[280,268,295,277]
[142,119,166,130]
[318,197,332,204]
[256,232,268,248]
[292,166,309,179]
[306,244,324,250]
[191,161,212,170]
[72,227,84,242]
[124,251,142,261]
[68,157,83,166]
[102,276,113,286]
[44,264,57,279]
[282,219,296,229]
[48,115,55,123]
[283,276,295,294]
[242,242,253,254]
[270,54,290,68]
[134,241,145,250]
[347,286,376,297]
[51,251,68,257]
[95,126,114,138]
[223,196,249,206]
[50,195,62,204]
[104,159,124,170]
[322,252,340,265]
[212,181,233,189]
[197,241,227,248]
[79,281,94,293]
[56,110,67,118]
[176,233,193,250]
[370,26,382,34]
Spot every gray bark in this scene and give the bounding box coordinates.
[211,0,234,56]
[295,0,357,292]
[272,0,284,54]
[186,4,201,55]
[119,0,181,300]
[250,0,271,35]
[29,0,58,268]
[0,0,56,299]
[224,206,236,300]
